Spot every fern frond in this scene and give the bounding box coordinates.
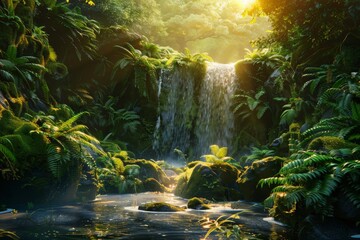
[258,177,286,188]
[47,144,63,178]
[280,159,305,174]
[287,166,329,183]
[59,112,88,130]
[285,188,306,205]
[303,154,340,167]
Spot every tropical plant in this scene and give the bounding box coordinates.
[112,43,161,99]
[259,148,360,218]
[200,213,259,240]
[87,96,141,139]
[233,88,270,122]
[243,48,286,70]
[0,9,26,50]
[35,0,100,62]
[244,146,275,164]
[0,135,18,179]
[0,45,47,93]
[165,48,213,68]
[201,145,233,164]
[301,107,360,147]
[29,112,103,179]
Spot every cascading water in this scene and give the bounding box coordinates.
[153,62,238,160]
[195,62,237,155]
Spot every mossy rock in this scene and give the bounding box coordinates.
[143,178,170,193]
[308,136,358,151]
[187,197,210,210]
[124,159,171,186]
[174,162,241,201]
[138,202,185,212]
[0,109,25,135]
[237,156,285,202]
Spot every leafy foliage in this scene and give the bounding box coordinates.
[199,213,259,240]
[260,148,360,217]
[29,112,103,179]
[0,135,17,179]
[35,0,100,62]
[243,146,275,165]
[112,43,161,99]
[201,145,233,164]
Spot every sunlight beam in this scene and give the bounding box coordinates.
[238,0,256,8]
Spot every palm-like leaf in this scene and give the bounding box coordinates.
[261,149,360,217]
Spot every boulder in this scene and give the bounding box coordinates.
[143,178,171,193]
[187,197,210,210]
[138,202,185,212]
[174,162,241,201]
[124,159,171,186]
[308,136,358,151]
[237,156,285,202]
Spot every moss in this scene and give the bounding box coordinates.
[138,202,185,212]
[237,156,286,202]
[174,162,241,201]
[187,197,210,210]
[124,159,170,186]
[143,178,170,193]
[112,157,125,174]
[308,136,358,151]
[0,109,24,135]
[187,160,202,169]
[14,122,37,134]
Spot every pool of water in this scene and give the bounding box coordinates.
[0,192,289,239]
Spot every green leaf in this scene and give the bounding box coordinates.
[247,97,259,111]
[257,105,269,119]
[210,145,220,156]
[216,147,228,158]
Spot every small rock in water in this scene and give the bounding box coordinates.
[138,202,185,212]
[187,197,210,210]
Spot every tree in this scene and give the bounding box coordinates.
[256,0,360,67]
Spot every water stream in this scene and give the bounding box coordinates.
[0,192,289,239]
[153,62,238,160]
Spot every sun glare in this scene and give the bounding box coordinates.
[239,0,256,8]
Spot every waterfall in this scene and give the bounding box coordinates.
[153,62,238,160]
[195,62,236,156]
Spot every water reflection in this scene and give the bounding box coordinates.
[0,192,289,239]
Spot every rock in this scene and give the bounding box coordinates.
[124,159,171,186]
[237,156,285,202]
[174,162,241,201]
[143,178,170,193]
[138,202,185,212]
[298,215,358,240]
[308,136,357,151]
[187,197,210,210]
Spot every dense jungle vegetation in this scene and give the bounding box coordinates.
[1,0,360,239]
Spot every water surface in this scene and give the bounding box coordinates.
[0,192,289,239]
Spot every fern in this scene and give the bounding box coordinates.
[258,177,286,188]
[261,148,360,218]
[0,137,16,162]
[46,144,64,179]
